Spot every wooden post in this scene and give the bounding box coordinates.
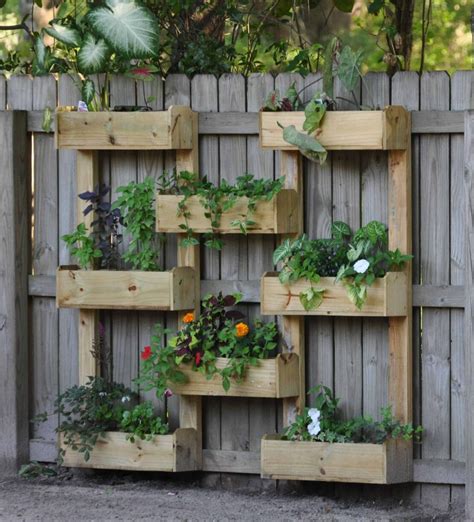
[281,151,305,425]
[77,151,99,384]
[0,111,30,474]
[464,110,474,519]
[176,112,202,468]
[387,115,413,425]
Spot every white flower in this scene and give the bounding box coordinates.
[77,101,88,112]
[121,396,130,403]
[98,392,107,397]
[307,408,321,436]
[353,259,370,274]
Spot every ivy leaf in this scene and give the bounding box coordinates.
[299,287,325,311]
[337,46,364,92]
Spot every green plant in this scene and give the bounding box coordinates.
[120,401,169,442]
[62,223,102,269]
[273,220,411,310]
[35,0,159,110]
[284,384,423,444]
[19,461,57,479]
[53,376,138,463]
[113,177,160,271]
[157,170,285,250]
[137,293,278,395]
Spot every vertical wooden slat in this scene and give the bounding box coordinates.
[247,73,277,452]
[332,77,363,420]
[361,73,390,419]
[450,71,473,505]
[164,74,192,429]
[419,71,451,509]
[218,74,250,458]
[109,76,139,389]
[31,76,59,439]
[191,74,221,483]
[0,110,29,475]
[303,73,335,404]
[464,108,474,520]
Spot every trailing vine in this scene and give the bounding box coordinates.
[157,171,285,250]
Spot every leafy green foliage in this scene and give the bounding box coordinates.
[62,223,102,269]
[137,293,279,395]
[337,46,364,92]
[273,220,412,310]
[120,401,169,442]
[19,461,57,479]
[52,377,138,463]
[113,177,159,271]
[284,384,423,444]
[157,171,285,250]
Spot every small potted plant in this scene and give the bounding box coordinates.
[156,171,299,249]
[261,385,422,484]
[137,293,300,398]
[57,178,195,311]
[261,220,411,316]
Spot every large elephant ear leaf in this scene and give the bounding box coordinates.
[77,34,110,74]
[44,23,82,47]
[87,0,159,59]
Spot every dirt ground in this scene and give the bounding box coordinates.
[0,469,465,521]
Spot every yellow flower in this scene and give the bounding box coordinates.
[183,312,194,324]
[235,322,249,338]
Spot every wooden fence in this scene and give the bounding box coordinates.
[0,71,472,510]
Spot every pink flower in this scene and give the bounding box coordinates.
[164,388,173,398]
[141,345,152,361]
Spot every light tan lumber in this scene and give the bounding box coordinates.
[260,108,409,151]
[60,428,199,472]
[171,354,299,398]
[279,150,305,426]
[174,105,202,469]
[56,267,195,311]
[55,107,195,150]
[261,272,407,317]
[260,436,412,484]
[388,118,412,424]
[76,150,99,385]
[156,190,298,234]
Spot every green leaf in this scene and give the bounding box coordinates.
[77,34,110,74]
[33,35,47,71]
[42,107,52,133]
[87,0,159,59]
[299,287,325,311]
[323,37,338,98]
[303,99,326,134]
[282,125,327,165]
[332,221,351,240]
[81,79,95,105]
[334,0,355,12]
[44,23,82,48]
[337,46,364,92]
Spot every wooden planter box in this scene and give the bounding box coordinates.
[60,428,199,472]
[56,266,195,311]
[156,190,299,234]
[55,106,195,150]
[261,436,412,484]
[171,353,299,398]
[259,106,409,151]
[260,272,407,317]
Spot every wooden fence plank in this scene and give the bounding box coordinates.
[218,74,250,468]
[31,76,59,442]
[0,110,29,475]
[465,108,474,520]
[420,71,451,509]
[450,70,472,506]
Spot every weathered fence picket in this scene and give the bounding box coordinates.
[0,72,472,510]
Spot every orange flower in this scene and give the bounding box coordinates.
[183,312,195,324]
[235,322,249,338]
